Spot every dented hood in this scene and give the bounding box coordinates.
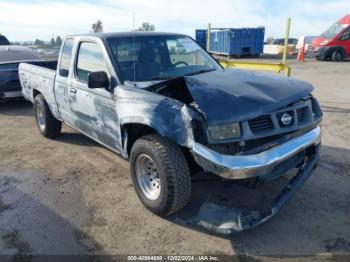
[184,69,313,125]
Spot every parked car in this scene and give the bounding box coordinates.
[0,34,11,45]
[19,32,322,233]
[263,38,298,55]
[310,14,350,61]
[0,45,43,101]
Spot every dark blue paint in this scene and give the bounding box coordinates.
[183,68,313,125]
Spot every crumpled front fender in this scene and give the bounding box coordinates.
[117,86,200,155]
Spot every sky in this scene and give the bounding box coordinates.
[0,0,349,41]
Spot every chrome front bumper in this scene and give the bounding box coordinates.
[192,126,321,179]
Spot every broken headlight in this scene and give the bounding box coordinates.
[208,123,241,140]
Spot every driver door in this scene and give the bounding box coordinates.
[69,41,122,152]
[341,28,350,58]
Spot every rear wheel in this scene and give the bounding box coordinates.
[331,49,344,61]
[130,134,191,216]
[34,94,62,138]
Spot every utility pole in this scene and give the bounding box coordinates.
[282,18,291,66]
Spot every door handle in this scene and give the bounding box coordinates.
[70,88,77,94]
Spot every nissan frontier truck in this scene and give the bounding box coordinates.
[19,32,322,233]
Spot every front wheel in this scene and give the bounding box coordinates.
[130,134,191,216]
[34,94,62,138]
[331,49,344,62]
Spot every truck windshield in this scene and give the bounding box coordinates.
[321,23,348,39]
[107,35,220,82]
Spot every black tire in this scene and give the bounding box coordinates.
[331,49,344,62]
[34,94,62,138]
[130,134,191,216]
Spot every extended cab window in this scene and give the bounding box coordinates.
[76,42,109,82]
[59,38,74,77]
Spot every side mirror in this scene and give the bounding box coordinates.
[88,71,109,89]
[59,69,69,77]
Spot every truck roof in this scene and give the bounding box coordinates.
[67,31,187,40]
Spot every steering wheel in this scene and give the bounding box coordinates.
[173,61,189,67]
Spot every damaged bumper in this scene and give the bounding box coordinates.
[192,126,321,179]
[193,145,320,234]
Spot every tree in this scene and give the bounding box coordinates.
[50,37,55,46]
[55,36,62,46]
[34,39,45,46]
[136,22,155,31]
[91,20,103,33]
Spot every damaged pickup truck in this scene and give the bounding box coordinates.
[19,32,322,232]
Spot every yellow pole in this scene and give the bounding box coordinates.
[282,18,291,66]
[207,23,211,52]
[285,66,291,77]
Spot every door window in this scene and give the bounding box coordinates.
[76,42,110,82]
[59,38,74,77]
[339,28,350,41]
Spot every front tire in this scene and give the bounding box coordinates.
[34,94,62,138]
[130,134,191,216]
[331,49,344,62]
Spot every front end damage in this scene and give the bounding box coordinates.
[192,144,320,234]
[185,113,321,234]
[134,69,322,234]
[192,126,321,179]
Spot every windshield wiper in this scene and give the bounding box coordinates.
[148,69,216,81]
[149,76,177,81]
[184,68,216,76]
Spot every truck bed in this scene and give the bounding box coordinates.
[1,60,57,100]
[19,61,60,119]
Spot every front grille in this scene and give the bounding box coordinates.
[247,99,314,135]
[248,115,273,133]
[297,107,307,124]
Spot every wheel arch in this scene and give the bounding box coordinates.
[33,89,62,122]
[33,89,42,99]
[326,46,346,59]
[120,115,189,158]
[121,121,161,158]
